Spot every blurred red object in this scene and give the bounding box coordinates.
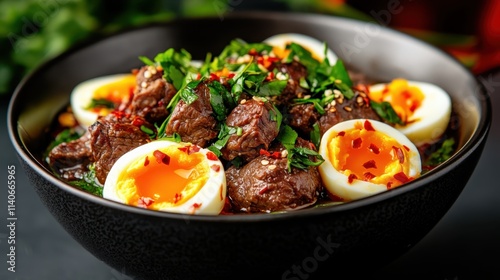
[475,0,500,73]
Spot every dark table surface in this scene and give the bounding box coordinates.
[1,68,499,280]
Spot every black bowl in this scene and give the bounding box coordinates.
[8,12,491,280]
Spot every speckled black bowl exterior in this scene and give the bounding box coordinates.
[8,12,491,280]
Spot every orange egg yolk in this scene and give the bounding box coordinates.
[328,120,413,188]
[368,79,424,124]
[117,145,209,209]
[92,75,136,106]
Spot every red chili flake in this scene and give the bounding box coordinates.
[211,164,220,172]
[363,160,377,169]
[256,56,264,65]
[196,73,201,80]
[209,73,219,82]
[192,203,202,210]
[158,100,164,107]
[259,186,269,195]
[227,73,235,79]
[248,49,258,56]
[386,182,393,189]
[206,151,218,161]
[352,137,362,149]
[266,72,275,81]
[173,193,182,204]
[348,174,358,184]
[259,149,271,157]
[394,172,410,183]
[364,120,376,131]
[364,172,376,181]
[153,150,170,165]
[369,143,380,154]
[178,146,189,153]
[137,197,154,208]
[144,156,150,167]
[337,131,346,137]
[393,146,405,164]
[188,145,201,155]
[270,151,281,159]
[131,117,145,127]
[403,145,410,152]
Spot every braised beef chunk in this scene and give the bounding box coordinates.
[165,81,218,147]
[89,116,150,184]
[319,90,382,135]
[287,103,320,135]
[271,61,308,105]
[226,139,321,213]
[48,133,91,181]
[221,98,279,162]
[131,66,177,124]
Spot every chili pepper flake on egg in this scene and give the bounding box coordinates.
[70,74,136,128]
[103,140,226,215]
[368,79,452,146]
[318,119,421,201]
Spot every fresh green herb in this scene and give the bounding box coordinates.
[208,82,227,122]
[293,98,326,115]
[230,157,245,168]
[85,98,115,110]
[269,103,283,131]
[425,138,455,167]
[310,123,321,149]
[179,80,201,105]
[288,147,324,170]
[161,133,182,143]
[138,55,155,66]
[70,165,103,196]
[46,128,83,155]
[277,125,324,172]
[207,123,238,156]
[257,80,287,97]
[370,101,404,125]
[153,48,195,90]
[140,125,155,138]
[217,39,272,63]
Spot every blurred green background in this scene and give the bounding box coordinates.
[2,0,498,99]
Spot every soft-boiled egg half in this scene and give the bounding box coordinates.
[368,79,451,146]
[263,33,338,63]
[103,140,226,215]
[318,119,421,201]
[71,74,136,128]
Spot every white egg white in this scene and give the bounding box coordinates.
[103,140,226,215]
[70,74,132,128]
[369,81,452,146]
[263,33,338,63]
[318,119,421,201]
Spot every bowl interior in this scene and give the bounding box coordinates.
[8,12,489,219]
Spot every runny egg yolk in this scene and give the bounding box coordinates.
[368,79,424,124]
[327,120,414,188]
[91,75,136,112]
[116,145,209,210]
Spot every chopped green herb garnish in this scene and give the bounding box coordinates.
[207,123,238,156]
[70,165,103,196]
[161,132,182,143]
[370,101,404,125]
[138,55,155,66]
[277,125,324,172]
[425,138,455,167]
[85,98,115,110]
[310,123,321,149]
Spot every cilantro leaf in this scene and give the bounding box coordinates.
[425,138,455,167]
[310,123,321,149]
[370,101,404,125]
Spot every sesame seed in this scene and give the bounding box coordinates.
[268,164,277,170]
[261,160,269,166]
[276,72,288,81]
[240,99,247,104]
[143,70,151,79]
[333,89,342,98]
[329,107,337,113]
[324,89,333,96]
[303,95,311,100]
[337,98,344,104]
[359,92,367,98]
[281,150,288,158]
[141,81,148,88]
[330,100,336,106]
[149,66,157,75]
[344,106,352,112]
[356,96,364,104]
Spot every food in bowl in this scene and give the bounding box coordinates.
[45,33,456,214]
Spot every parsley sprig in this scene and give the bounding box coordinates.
[277,125,324,172]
